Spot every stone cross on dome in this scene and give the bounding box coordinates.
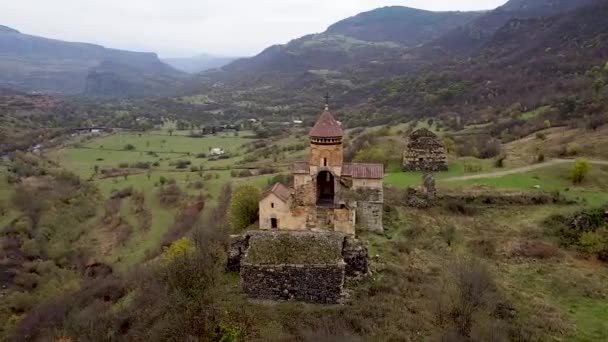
[324,92,331,110]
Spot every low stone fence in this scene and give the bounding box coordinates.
[241,262,345,304]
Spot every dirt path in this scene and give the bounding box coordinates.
[444,159,608,182]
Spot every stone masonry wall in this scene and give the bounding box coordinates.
[342,237,368,276]
[241,262,345,304]
[356,201,383,233]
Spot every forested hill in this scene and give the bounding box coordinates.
[0,26,184,96]
[215,6,480,77]
[187,0,607,130]
[325,6,483,46]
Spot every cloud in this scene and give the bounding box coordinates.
[0,0,507,57]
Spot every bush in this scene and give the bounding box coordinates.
[123,144,136,151]
[535,132,546,140]
[537,153,545,163]
[445,199,478,216]
[228,185,260,232]
[434,257,498,339]
[118,162,129,169]
[571,159,589,184]
[494,154,507,168]
[132,162,151,169]
[111,186,133,199]
[545,208,608,260]
[159,184,182,206]
[172,160,192,170]
[510,240,562,259]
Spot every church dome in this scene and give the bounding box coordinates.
[309,106,344,139]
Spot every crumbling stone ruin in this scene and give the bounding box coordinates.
[402,128,448,172]
[421,172,436,200]
[228,231,368,304]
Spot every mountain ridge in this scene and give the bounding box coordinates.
[0,25,184,96]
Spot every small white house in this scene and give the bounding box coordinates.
[210,148,225,156]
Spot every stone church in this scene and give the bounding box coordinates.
[259,105,384,234]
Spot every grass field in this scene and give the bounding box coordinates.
[385,158,497,187]
[43,130,288,269]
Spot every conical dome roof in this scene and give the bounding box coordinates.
[309,106,344,138]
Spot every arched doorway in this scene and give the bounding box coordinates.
[317,171,334,206]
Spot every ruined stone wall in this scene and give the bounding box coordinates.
[356,201,384,233]
[230,231,369,304]
[403,146,448,172]
[240,262,345,304]
[342,237,368,276]
[351,179,384,202]
[293,174,315,206]
[333,207,356,235]
[227,234,250,272]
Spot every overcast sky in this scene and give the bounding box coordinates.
[1,0,507,58]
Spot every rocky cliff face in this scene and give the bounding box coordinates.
[0,25,184,96]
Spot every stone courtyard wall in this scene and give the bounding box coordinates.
[241,262,345,304]
[230,231,369,304]
[356,201,384,233]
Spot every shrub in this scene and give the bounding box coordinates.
[435,257,498,339]
[537,153,545,163]
[172,160,192,169]
[571,159,589,184]
[445,199,478,216]
[228,185,260,232]
[565,143,581,157]
[123,144,136,151]
[510,240,563,259]
[439,225,457,247]
[494,154,507,168]
[159,184,182,207]
[118,162,129,169]
[111,186,133,199]
[463,163,482,173]
[0,200,7,216]
[191,181,204,190]
[132,162,151,169]
[535,132,546,140]
[469,239,496,258]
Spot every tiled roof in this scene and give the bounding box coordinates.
[293,161,310,174]
[309,106,344,138]
[342,163,384,179]
[264,183,291,202]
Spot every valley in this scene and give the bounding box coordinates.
[1,0,608,340]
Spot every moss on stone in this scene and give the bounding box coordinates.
[244,231,344,265]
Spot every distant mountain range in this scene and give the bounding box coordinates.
[1,0,606,107]
[0,26,184,96]
[163,54,242,73]
[186,0,607,127]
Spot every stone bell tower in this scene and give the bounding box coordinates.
[308,104,344,177]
